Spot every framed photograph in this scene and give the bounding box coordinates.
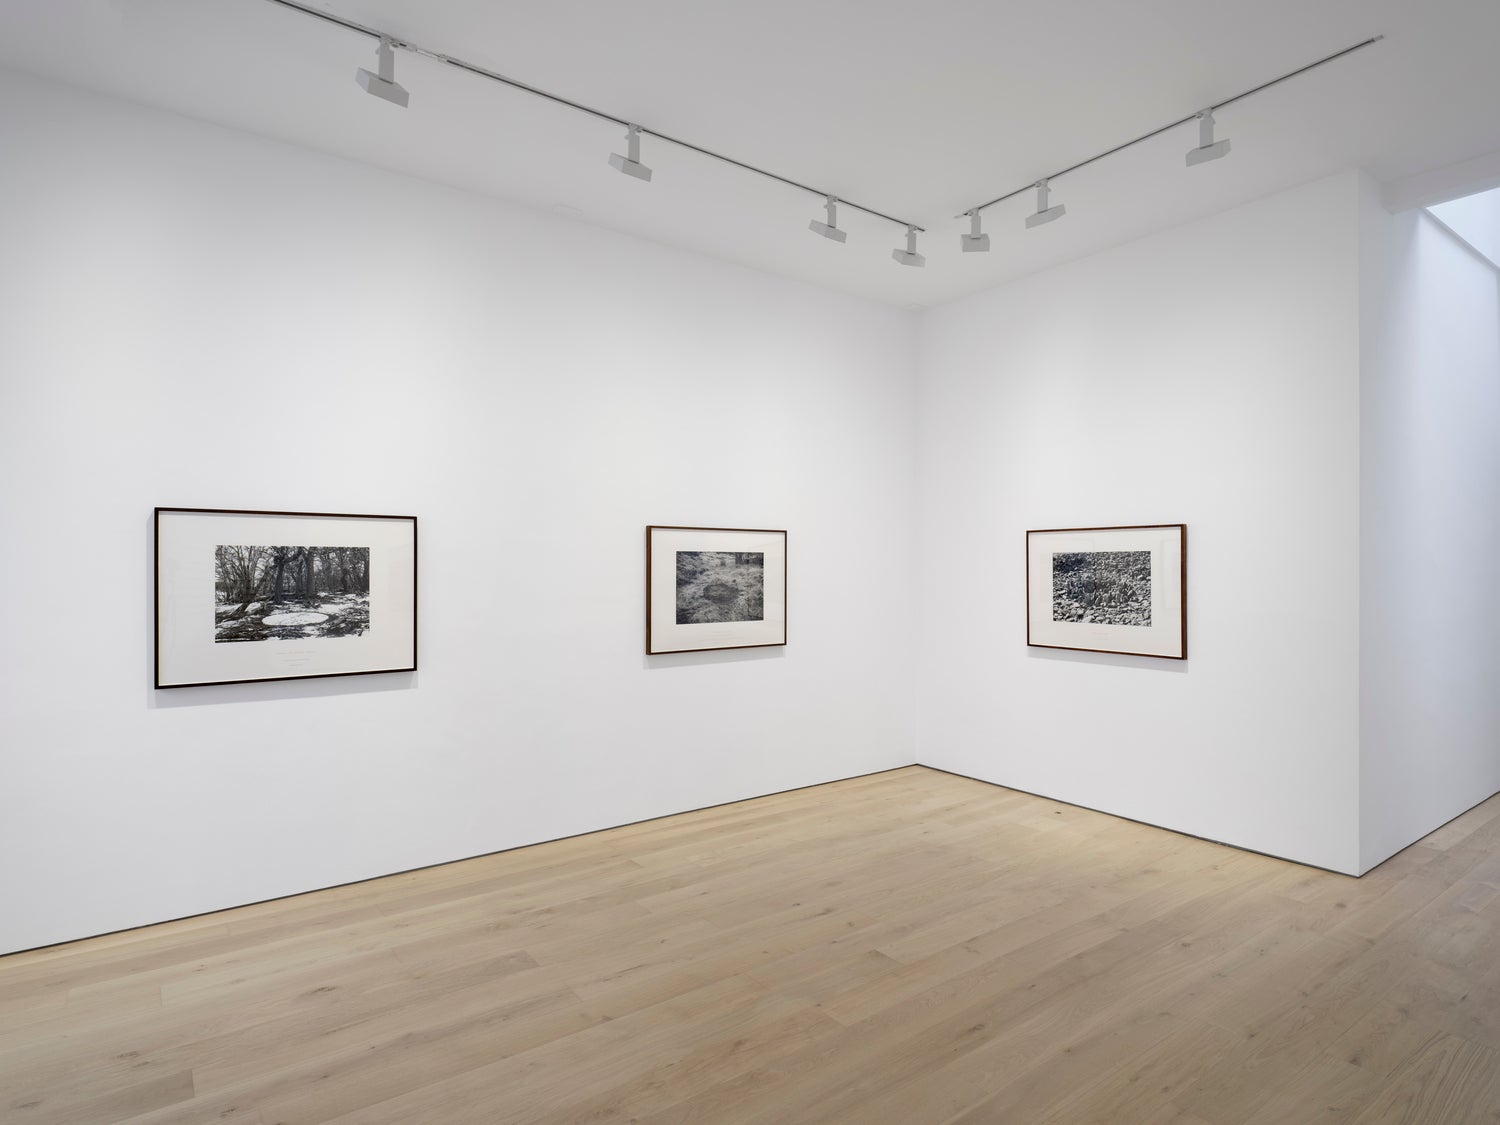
[155,507,417,688]
[647,526,787,654]
[1027,524,1186,659]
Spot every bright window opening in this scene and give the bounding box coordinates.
[1427,185,1500,269]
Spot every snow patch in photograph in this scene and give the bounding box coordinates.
[262,611,330,627]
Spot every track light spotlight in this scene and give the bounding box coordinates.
[1024,179,1066,229]
[608,124,653,182]
[892,224,926,268]
[960,208,990,252]
[809,195,848,243]
[1186,109,1231,166]
[356,35,409,108]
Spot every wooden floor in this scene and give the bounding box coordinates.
[4,767,1500,1124]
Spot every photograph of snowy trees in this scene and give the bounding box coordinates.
[1051,550,1152,627]
[214,545,370,642]
[675,551,765,624]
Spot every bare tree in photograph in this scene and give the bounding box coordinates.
[676,551,765,624]
[213,545,266,606]
[213,544,371,642]
[1052,550,1152,626]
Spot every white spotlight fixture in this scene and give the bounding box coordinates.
[960,208,990,252]
[1024,179,1066,229]
[608,124,653,182]
[1186,108,1231,166]
[356,35,409,108]
[892,224,926,268]
[809,195,848,243]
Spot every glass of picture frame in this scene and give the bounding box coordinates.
[1026,524,1186,659]
[647,525,787,654]
[155,507,417,688]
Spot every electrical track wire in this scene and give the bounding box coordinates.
[959,35,1384,218]
[262,3,1382,244]
[263,0,924,233]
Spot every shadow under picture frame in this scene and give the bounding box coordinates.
[1026,523,1186,660]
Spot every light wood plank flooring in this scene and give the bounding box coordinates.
[4,765,1500,1123]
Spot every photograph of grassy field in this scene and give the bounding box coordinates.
[675,550,765,624]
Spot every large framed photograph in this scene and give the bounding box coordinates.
[155,507,417,688]
[647,526,787,654]
[1027,524,1186,660]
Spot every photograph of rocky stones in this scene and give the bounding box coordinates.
[1051,550,1152,627]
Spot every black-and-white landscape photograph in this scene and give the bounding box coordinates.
[214,545,370,642]
[1052,550,1152,626]
[676,550,765,624]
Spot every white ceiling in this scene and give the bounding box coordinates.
[4,0,1499,307]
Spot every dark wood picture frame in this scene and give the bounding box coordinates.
[647,525,788,655]
[155,506,418,688]
[1026,523,1187,660]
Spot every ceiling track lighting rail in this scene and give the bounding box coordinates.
[263,0,923,235]
[957,34,1384,225]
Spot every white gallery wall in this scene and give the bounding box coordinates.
[0,68,918,955]
[5,66,1498,954]
[914,174,1366,874]
[1358,178,1500,872]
